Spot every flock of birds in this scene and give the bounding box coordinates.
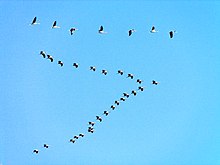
[31,16,160,154]
[30,16,177,38]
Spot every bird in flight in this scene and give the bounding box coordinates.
[120,97,126,102]
[127,73,134,79]
[169,30,176,38]
[102,69,108,75]
[117,70,124,75]
[74,135,79,139]
[152,80,159,85]
[69,139,76,143]
[40,51,46,58]
[43,144,49,148]
[136,79,143,84]
[90,66,96,71]
[79,133,84,137]
[138,86,144,91]
[123,93,130,98]
[150,26,158,33]
[103,111,109,116]
[131,90,137,96]
[52,21,60,29]
[47,55,53,62]
[96,116,102,122]
[30,17,40,25]
[114,100,120,105]
[128,29,135,36]
[58,60,63,67]
[88,121,95,126]
[33,149,39,154]
[98,25,107,34]
[70,27,78,35]
[73,62,79,68]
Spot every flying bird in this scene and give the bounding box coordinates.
[127,73,134,79]
[88,121,95,126]
[73,62,79,68]
[110,105,115,110]
[98,25,107,34]
[47,55,53,62]
[74,136,79,139]
[138,86,144,91]
[102,70,108,75]
[79,133,84,137]
[131,90,137,96]
[120,97,126,102]
[70,27,78,35]
[169,30,176,38]
[128,29,135,36]
[123,93,129,98]
[58,60,63,66]
[117,70,124,75]
[152,80,159,85]
[136,79,143,84]
[70,139,76,143]
[103,111,109,116]
[96,116,102,122]
[43,144,49,148]
[40,51,46,58]
[52,21,60,29]
[150,26,158,33]
[33,149,39,154]
[88,127,94,133]
[114,100,120,105]
[30,17,40,25]
[90,66,96,71]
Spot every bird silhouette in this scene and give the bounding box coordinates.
[150,26,158,33]
[88,121,95,126]
[102,70,108,75]
[90,66,96,71]
[52,21,60,29]
[70,27,78,35]
[74,135,79,139]
[30,17,40,25]
[47,55,53,62]
[79,133,84,137]
[152,80,159,85]
[73,63,79,68]
[96,116,102,122]
[43,144,49,148]
[58,60,63,66]
[136,79,143,84]
[131,90,137,96]
[123,93,130,98]
[40,51,46,58]
[33,149,39,154]
[138,86,144,91]
[128,29,135,36]
[69,139,76,143]
[169,30,176,38]
[127,73,134,79]
[117,70,124,75]
[98,25,107,34]
[114,100,120,105]
[120,97,126,102]
[110,105,116,110]
[103,111,109,116]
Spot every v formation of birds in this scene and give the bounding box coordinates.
[31,16,168,154]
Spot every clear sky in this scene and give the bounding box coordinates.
[0,1,220,165]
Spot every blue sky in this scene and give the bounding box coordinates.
[0,1,220,165]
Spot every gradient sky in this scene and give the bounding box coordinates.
[1,1,220,165]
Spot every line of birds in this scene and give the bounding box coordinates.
[33,50,159,154]
[30,16,177,38]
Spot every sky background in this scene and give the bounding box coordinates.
[0,1,220,165]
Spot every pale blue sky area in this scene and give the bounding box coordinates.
[0,1,220,165]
